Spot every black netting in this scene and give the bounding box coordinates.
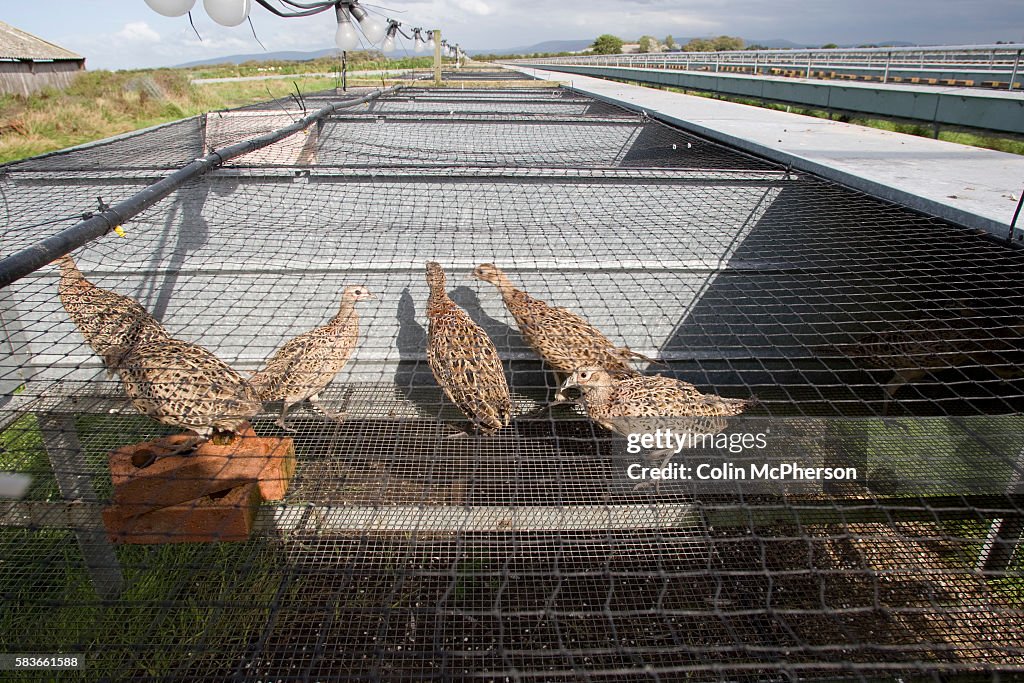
[9,118,205,172]
[0,75,1022,681]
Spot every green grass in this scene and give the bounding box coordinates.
[0,530,285,680]
[187,53,433,80]
[1,411,1022,674]
[0,413,285,679]
[0,57,435,165]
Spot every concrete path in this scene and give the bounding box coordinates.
[511,66,1024,241]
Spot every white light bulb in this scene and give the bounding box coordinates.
[335,21,360,51]
[413,35,425,53]
[358,15,387,44]
[203,0,250,27]
[145,0,196,17]
[426,35,435,50]
[382,34,395,52]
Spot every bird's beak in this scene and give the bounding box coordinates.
[466,272,479,281]
[369,293,380,300]
[555,374,581,403]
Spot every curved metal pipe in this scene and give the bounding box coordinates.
[0,85,403,289]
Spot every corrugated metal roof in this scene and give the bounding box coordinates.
[0,20,83,61]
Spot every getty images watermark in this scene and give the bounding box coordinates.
[623,427,859,484]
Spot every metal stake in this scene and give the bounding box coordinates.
[39,412,124,599]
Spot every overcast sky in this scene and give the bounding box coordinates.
[5,1,1023,70]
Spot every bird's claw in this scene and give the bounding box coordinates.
[631,480,664,495]
[275,419,297,433]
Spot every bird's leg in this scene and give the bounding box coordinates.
[276,401,297,432]
[881,369,924,416]
[632,448,676,495]
[309,393,347,421]
[516,400,576,421]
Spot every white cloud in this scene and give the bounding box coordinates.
[114,21,162,44]
[453,0,495,17]
[43,0,1024,70]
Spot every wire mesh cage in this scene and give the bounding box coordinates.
[0,74,1022,681]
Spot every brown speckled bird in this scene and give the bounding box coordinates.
[54,254,165,374]
[561,366,753,474]
[823,319,1024,401]
[561,367,752,432]
[426,261,511,435]
[114,321,263,441]
[471,263,656,382]
[250,285,376,431]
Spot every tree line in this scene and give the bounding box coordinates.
[591,34,746,54]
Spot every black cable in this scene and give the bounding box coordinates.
[252,0,334,18]
[187,10,202,41]
[247,16,268,51]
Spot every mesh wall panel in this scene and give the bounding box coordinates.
[0,78,1021,681]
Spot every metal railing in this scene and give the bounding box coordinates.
[508,43,1024,90]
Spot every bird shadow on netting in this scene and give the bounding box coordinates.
[448,286,520,350]
[137,182,213,327]
[450,284,563,407]
[657,182,1024,419]
[392,286,446,423]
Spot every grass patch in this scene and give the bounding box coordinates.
[187,53,433,80]
[0,58,431,165]
[0,531,285,680]
[0,412,285,679]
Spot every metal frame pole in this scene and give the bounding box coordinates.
[0,86,401,289]
[433,30,442,86]
[39,412,124,599]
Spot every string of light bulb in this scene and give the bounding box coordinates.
[143,0,464,58]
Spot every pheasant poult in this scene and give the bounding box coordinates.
[54,254,165,374]
[560,366,754,473]
[114,321,263,441]
[250,285,376,431]
[426,261,512,435]
[471,263,655,381]
[823,319,1024,401]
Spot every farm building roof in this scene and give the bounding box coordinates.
[0,20,83,61]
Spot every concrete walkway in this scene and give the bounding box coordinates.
[511,66,1024,242]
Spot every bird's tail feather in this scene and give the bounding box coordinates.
[621,347,669,369]
[710,395,756,415]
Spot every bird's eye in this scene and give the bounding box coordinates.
[580,371,591,380]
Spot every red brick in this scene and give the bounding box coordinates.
[108,423,294,516]
[258,436,296,501]
[103,482,261,544]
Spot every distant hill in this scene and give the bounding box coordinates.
[467,37,919,55]
[175,37,920,67]
[465,40,594,56]
[177,49,337,67]
[745,39,805,49]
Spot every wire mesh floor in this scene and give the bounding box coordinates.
[1,76,1022,680]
